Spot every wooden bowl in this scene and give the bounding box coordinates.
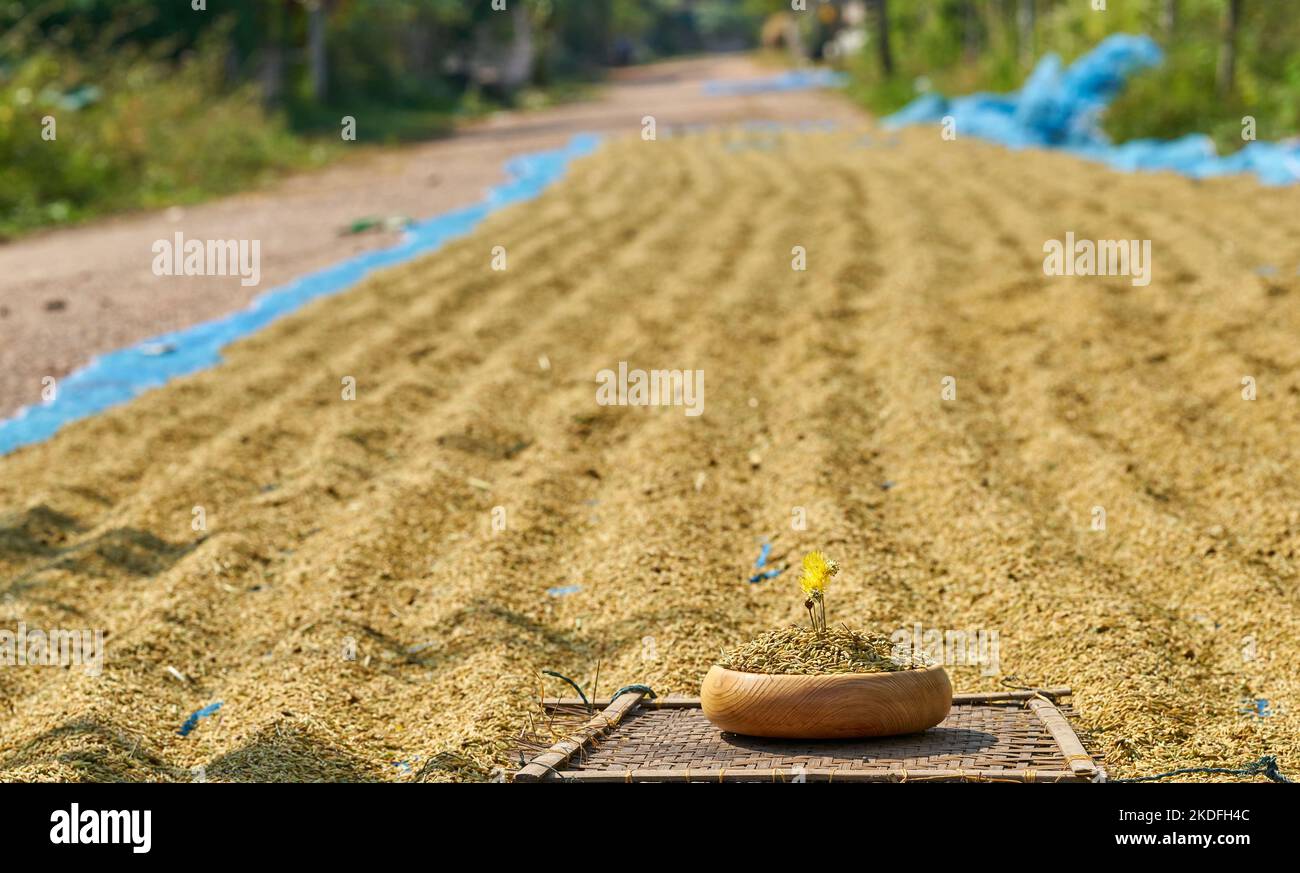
[700,663,952,739]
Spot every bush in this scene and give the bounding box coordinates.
[840,0,1300,153]
[1104,44,1300,153]
[0,37,329,239]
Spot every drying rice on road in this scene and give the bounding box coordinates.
[1,125,1297,781]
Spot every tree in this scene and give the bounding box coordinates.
[501,0,535,90]
[305,0,330,102]
[963,0,981,63]
[1017,0,1035,66]
[1160,0,1178,41]
[1217,0,1242,96]
[872,0,893,76]
[258,1,289,104]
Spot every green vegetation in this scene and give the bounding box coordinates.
[0,32,327,239]
[0,0,761,239]
[835,0,1300,152]
[6,1,1293,239]
[1105,3,1300,149]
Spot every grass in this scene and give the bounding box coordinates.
[0,41,597,240]
[0,39,331,240]
[1105,48,1300,152]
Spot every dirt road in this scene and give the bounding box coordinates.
[2,59,1298,782]
[0,56,857,420]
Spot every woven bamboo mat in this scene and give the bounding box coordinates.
[514,688,1103,782]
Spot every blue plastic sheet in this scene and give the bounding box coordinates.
[883,33,1300,186]
[0,134,602,456]
[703,68,847,96]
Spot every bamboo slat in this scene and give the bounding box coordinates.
[1027,696,1103,780]
[513,689,648,782]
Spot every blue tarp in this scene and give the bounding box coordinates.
[0,134,602,456]
[703,68,848,96]
[883,33,1300,186]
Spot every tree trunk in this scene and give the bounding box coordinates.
[403,20,435,82]
[1161,0,1178,40]
[502,0,535,90]
[873,0,893,76]
[259,46,284,104]
[258,0,289,105]
[594,0,612,67]
[963,0,980,63]
[306,0,328,102]
[1017,0,1035,66]
[1216,0,1242,96]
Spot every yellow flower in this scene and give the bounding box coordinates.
[800,550,837,596]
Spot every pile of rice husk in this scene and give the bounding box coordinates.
[718,626,924,674]
[1,125,1298,782]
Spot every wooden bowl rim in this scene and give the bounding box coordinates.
[706,663,950,683]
